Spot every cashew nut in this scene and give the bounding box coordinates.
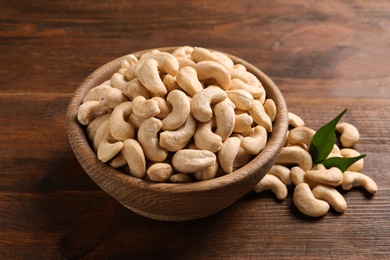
[340,148,364,172]
[170,173,193,183]
[214,99,236,141]
[172,149,216,173]
[122,139,146,179]
[226,89,254,110]
[218,137,241,173]
[123,78,150,101]
[93,121,124,163]
[267,164,292,185]
[342,171,378,194]
[194,119,223,153]
[83,85,128,108]
[162,89,191,131]
[135,51,179,77]
[191,47,234,69]
[293,183,330,217]
[86,113,111,141]
[263,98,277,122]
[152,96,172,119]
[275,146,312,171]
[230,78,264,98]
[233,113,253,134]
[146,163,174,182]
[172,46,194,58]
[176,66,204,97]
[253,174,288,200]
[111,72,129,92]
[287,126,316,151]
[241,125,267,155]
[163,74,180,92]
[336,122,360,147]
[109,101,135,141]
[195,61,231,90]
[159,114,196,152]
[194,159,219,181]
[288,112,305,128]
[78,100,112,126]
[312,184,347,213]
[137,59,168,97]
[233,146,252,168]
[249,100,272,132]
[190,85,227,122]
[137,117,167,162]
[305,167,344,187]
[132,96,160,118]
[290,166,317,188]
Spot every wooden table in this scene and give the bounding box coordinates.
[1,0,389,258]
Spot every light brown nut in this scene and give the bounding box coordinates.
[170,173,193,183]
[229,67,262,89]
[336,122,360,147]
[263,98,277,122]
[233,146,252,168]
[163,74,180,92]
[87,114,111,141]
[253,174,288,200]
[176,66,204,97]
[172,149,216,174]
[152,97,172,119]
[194,159,219,181]
[137,59,168,97]
[233,113,253,134]
[342,171,378,194]
[176,57,197,69]
[249,100,272,132]
[146,163,174,182]
[241,125,267,155]
[293,183,330,217]
[128,113,147,130]
[275,146,312,171]
[212,51,234,69]
[194,119,223,153]
[195,61,231,90]
[159,114,196,152]
[138,117,167,162]
[305,167,343,187]
[132,96,160,118]
[226,89,254,110]
[109,153,127,168]
[287,126,316,151]
[162,89,191,131]
[83,85,128,108]
[312,184,347,213]
[214,99,236,141]
[267,164,292,185]
[122,139,146,179]
[77,100,112,126]
[93,121,124,163]
[109,101,134,141]
[230,78,264,98]
[340,148,364,172]
[136,51,179,77]
[123,78,150,101]
[191,47,234,69]
[218,137,241,173]
[190,85,227,122]
[290,166,317,188]
[288,112,305,128]
[124,63,137,81]
[172,46,194,58]
[111,72,129,92]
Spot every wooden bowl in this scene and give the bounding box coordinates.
[66,47,288,221]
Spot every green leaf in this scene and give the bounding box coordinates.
[321,154,366,173]
[309,109,347,166]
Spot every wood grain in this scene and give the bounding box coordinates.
[1,0,389,258]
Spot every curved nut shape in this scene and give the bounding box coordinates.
[162,90,191,131]
[191,47,234,69]
[342,171,378,194]
[230,67,262,89]
[83,85,128,108]
[195,61,231,90]
[176,66,204,97]
[214,99,236,141]
[135,51,179,76]
[194,159,219,181]
[275,146,313,172]
[253,174,288,200]
[267,164,292,185]
[336,122,360,147]
[263,98,277,122]
[93,121,124,163]
[77,100,112,126]
[340,148,364,172]
[132,96,160,118]
[233,113,253,134]
[172,46,194,58]
[109,101,135,141]
[249,100,272,132]
[226,89,254,110]
[123,78,150,101]
[159,114,196,152]
[288,112,305,128]
[146,163,174,183]
[287,126,316,151]
[230,78,264,98]
[312,184,347,212]
[170,173,193,183]
[172,149,216,174]
[218,137,241,173]
[109,153,127,168]
[241,125,267,155]
[305,167,343,187]
[138,117,168,162]
[190,85,227,122]
[163,74,180,92]
[290,166,317,188]
[152,96,172,119]
[122,139,146,179]
[233,146,252,168]
[111,72,129,92]
[293,183,330,217]
[194,119,222,153]
[138,59,168,97]
[86,114,111,141]
[177,57,197,69]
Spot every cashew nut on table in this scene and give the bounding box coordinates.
[77,46,275,183]
[254,112,378,217]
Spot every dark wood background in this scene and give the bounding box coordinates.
[1,0,389,259]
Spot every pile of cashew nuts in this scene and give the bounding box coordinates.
[77,46,276,183]
[254,112,378,217]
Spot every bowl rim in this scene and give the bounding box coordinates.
[66,46,288,195]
